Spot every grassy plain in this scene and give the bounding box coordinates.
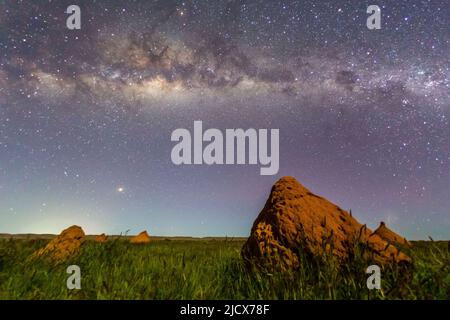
[0,238,448,299]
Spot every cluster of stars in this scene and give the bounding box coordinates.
[0,0,448,238]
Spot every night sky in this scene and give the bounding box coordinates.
[0,0,449,239]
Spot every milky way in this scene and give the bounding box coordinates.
[0,0,449,239]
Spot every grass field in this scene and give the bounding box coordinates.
[0,238,448,299]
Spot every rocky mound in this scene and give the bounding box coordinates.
[31,225,85,263]
[130,231,151,244]
[95,233,108,243]
[242,176,410,271]
[372,222,412,249]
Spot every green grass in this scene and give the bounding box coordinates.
[0,238,448,299]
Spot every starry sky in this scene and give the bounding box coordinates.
[0,0,449,239]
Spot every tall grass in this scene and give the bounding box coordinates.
[0,238,448,299]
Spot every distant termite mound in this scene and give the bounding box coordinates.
[95,233,108,243]
[31,225,85,263]
[130,231,151,244]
